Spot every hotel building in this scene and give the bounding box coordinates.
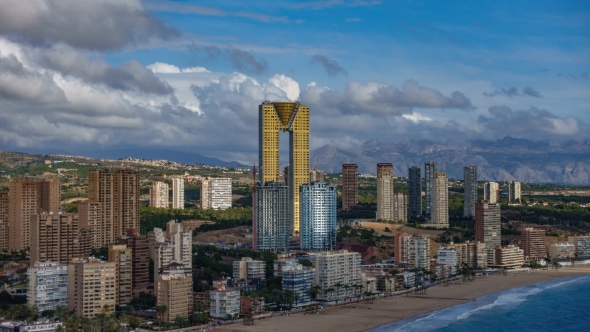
[315,250,361,300]
[431,172,449,227]
[424,161,437,218]
[492,245,524,269]
[568,235,590,258]
[484,182,499,204]
[509,181,521,204]
[233,257,266,281]
[108,245,133,305]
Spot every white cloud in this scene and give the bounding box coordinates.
[267,74,300,101]
[147,62,181,74]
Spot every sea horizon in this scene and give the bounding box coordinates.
[368,274,590,332]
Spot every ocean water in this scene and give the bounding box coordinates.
[369,274,590,332]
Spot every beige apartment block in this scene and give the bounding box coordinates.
[78,201,103,249]
[521,228,546,260]
[492,245,524,269]
[393,192,408,223]
[568,235,590,258]
[0,191,8,251]
[30,212,91,266]
[484,182,499,204]
[431,172,449,226]
[314,250,361,300]
[150,181,169,209]
[87,169,139,245]
[548,242,575,260]
[233,257,266,281]
[156,263,193,322]
[201,177,232,210]
[8,179,60,250]
[475,200,501,265]
[68,258,116,318]
[108,244,133,305]
[342,164,358,210]
[394,232,412,265]
[377,163,394,221]
[119,229,150,296]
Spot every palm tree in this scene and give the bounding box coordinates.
[334,282,343,303]
[342,284,351,302]
[310,285,322,300]
[326,287,335,301]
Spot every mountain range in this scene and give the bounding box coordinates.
[309,137,590,185]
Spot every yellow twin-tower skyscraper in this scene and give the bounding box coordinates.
[258,101,310,233]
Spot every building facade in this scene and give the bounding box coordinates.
[408,166,422,217]
[436,247,459,275]
[475,201,501,265]
[153,220,192,275]
[0,191,8,251]
[107,245,132,305]
[376,163,394,221]
[201,178,232,210]
[484,182,499,204]
[28,262,68,312]
[259,101,310,233]
[172,177,185,209]
[315,250,361,300]
[431,172,449,226]
[8,179,60,250]
[408,235,430,269]
[210,287,240,319]
[394,233,411,265]
[77,201,102,249]
[310,168,325,183]
[521,228,546,260]
[300,182,337,251]
[233,257,266,281]
[281,261,315,307]
[254,181,289,252]
[150,181,169,208]
[424,161,438,218]
[568,235,590,258]
[509,181,521,204]
[394,192,408,223]
[342,164,358,210]
[119,229,150,296]
[463,166,478,218]
[30,212,91,265]
[68,258,116,318]
[492,245,524,268]
[548,242,575,260]
[156,263,193,322]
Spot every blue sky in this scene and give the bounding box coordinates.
[0,0,588,162]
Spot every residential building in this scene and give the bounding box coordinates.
[492,245,524,268]
[77,201,102,249]
[87,169,140,246]
[394,232,411,265]
[521,228,546,260]
[394,192,408,223]
[119,229,150,296]
[0,320,63,332]
[484,182,499,204]
[172,177,185,209]
[30,212,91,266]
[68,257,116,318]
[465,241,488,269]
[108,245,132,305]
[259,101,310,233]
[309,168,325,183]
[377,163,394,221]
[300,182,337,251]
[436,247,459,275]
[0,191,8,251]
[408,235,430,269]
[509,181,521,204]
[424,161,437,218]
[408,166,422,217]
[399,272,416,288]
[209,283,240,319]
[281,261,315,307]
[153,220,192,276]
[150,182,169,208]
[314,250,361,300]
[8,179,60,250]
[431,172,449,226]
[568,235,590,258]
[254,181,289,252]
[201,177,232,210]
[548,242,575,260]
[233,257,266,281]
[475,201,501,265]
[28,262,68,312]
[342,164,358,210]
[156,263,193,322]
[463,166,478,218]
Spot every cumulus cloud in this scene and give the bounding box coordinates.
[147,62,210,74]
[310,55,348,77]
[0,0,178,51]
[188,45,269,75]
[484,86,542,98]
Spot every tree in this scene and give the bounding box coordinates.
[310,285,322,300]
[41,309,55,319]
[334,282,343,303]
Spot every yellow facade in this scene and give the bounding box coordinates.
[259,101,309,233]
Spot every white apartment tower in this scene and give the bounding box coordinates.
[408,235,430,269]
[431,172,449,226]
[484,182,499,204]
[172,178,185,209]
[150,181,169,208]
[201,177,232,210]
[28,262,68,312]
[315,250,361,300]
[153,221,192,276]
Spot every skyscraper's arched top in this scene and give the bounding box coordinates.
[261,101,305,132]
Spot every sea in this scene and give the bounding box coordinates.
[369,274,590,332]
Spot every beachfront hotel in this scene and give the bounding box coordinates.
[315,250,362,300]
[437,247,459,275]
[548,242,575,260]
[521,228,546,261]
[210,282,240,319]
[491,245,524,269]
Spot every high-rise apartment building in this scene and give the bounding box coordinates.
[394,192,408,223]
[309,168,325,183]
[521,228,546,260]
[30,212,91,265]
[87,169,140,246]
[484,182,499,204]
[232,257,266,281]
[0,191,8,251]
[153,220,192,275]
[509,181,521,204]
[108,244,133,305]
[68,257,116,318]
[201,177,232,210]
[28,262,68,312]
[408,166,422,217]
[157,263,193,322]
[150,182,169,208]
[300,182,337,251]
[119,229,150,296]
[475,201,501,265]
[463,166,478,217]
[342,164,358,210]
[78,201,102,249]
[8,179,60,250]
[431,172,449,226]
[172,177,185,209]
[394,232,411,265]
[259,101,310,233]
[281,261,315,307]
[437,247,459,274]
[408,235,430,269]
[424,161,438,218]
[209,283,240,319]
[254,181,289,252]
[377,163,394,221]
[314,250,361,300]
[568,235,590,258]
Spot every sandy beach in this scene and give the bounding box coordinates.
[220,267,590,332]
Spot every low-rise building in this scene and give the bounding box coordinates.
[0,320,63,332]
[28,262,68,312]
[568,235,590,258]
[240,296,265,315]
[548,242,575,260]
[398,272,415,288]
[492,245,524,269]
[436,247,459,275]
[210,284,240,319]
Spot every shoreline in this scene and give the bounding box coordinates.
[220,267,590,332]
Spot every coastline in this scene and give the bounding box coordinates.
[220,266,590,332]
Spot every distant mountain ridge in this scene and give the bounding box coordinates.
[310,137,590,184]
